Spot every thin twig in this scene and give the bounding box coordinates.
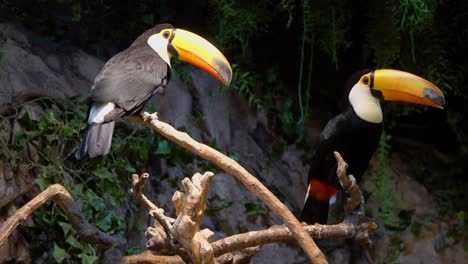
[127,113,326,263]
[131,173,174,240]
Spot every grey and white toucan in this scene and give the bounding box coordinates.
[76,23,232,160]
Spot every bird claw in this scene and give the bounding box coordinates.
[142,112,159,122]
[149,112,159,121]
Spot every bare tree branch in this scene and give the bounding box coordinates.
[131,173,175,241]
[113,251,184,264]
[127,112,326,263]
[0,184,126,250]
[127,164,377,264]
[334,151,363,218]
[334,151,377,248]
[172,172,215,263]
[231,247,261,263]
[211,223,355,257]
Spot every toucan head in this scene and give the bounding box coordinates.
[348,69,445,123]
[145,24,232,86]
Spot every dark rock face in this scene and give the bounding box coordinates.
[0,22,101,114]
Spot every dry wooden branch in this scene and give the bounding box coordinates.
[127,113,326,263]
[334,151,363,218]
[334,151,377,248]
[124,165,377,263]
[172,172,215,263]
[210,223,354,256]
[0,184,126,250]
[132,173,175,241]
[113,251,184,264]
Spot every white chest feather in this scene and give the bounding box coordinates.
[348,83,383,123]
[88,102,115,124]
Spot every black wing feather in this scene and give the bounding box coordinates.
[308,112,350,185]
[89,47,168,112]
[308,109,382,186]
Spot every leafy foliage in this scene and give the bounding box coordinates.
[369,131,404,229]
[0,97,181,262]
[229,64,264,111]
[210,0,271,57]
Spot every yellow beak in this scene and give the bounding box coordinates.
[169,29,232,86]
[372,69,445,109]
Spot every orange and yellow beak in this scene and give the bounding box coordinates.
[168,28,232,86]
[372,69,445,109]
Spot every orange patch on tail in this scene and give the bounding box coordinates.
[308,178,338,201]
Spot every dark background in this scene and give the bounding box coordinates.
[0,0,467,262]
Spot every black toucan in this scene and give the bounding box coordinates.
[76,24,232,160]
[300,69,445,224]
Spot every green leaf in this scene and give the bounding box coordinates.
[14,132,31,144]
[78,245,98,264]
[155,140,171,155]
[138,142,149,162]
[53,243,69,263]
[35,177,47,191]
[66,234,84,250]
[92,167,113,180]
[97,212,114,232]
[72,3,81,22]
[147,104,158,113]
[125,163,136,173]
[0,51,5,61]
[229,154,239,161]
[59,126,76,140]
[17,112,37,131]
[79,254,98,264]
[58,221,72,237]
[456,211,466,231]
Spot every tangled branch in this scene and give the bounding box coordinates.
[127,112,326,263]
[120,153,377,263]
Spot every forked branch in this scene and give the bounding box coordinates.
[124,158,377,263]
[127,112,325,263]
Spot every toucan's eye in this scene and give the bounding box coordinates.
[162,30,170,39]
[362,76,369,85]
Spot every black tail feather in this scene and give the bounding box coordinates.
[75,122,115,160]
[299,197,330,224]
